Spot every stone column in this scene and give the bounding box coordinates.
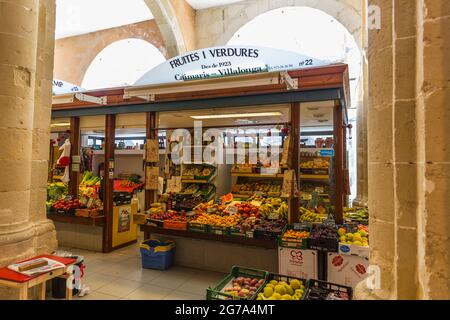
[0,0,40,268]
[416,0,450,299]
[355,0,450,299]
[0,0,57,292]
[31,0,57,254]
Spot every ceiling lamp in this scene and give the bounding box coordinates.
[190,112,282,120]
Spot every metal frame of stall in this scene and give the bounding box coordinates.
[50,64,350,253]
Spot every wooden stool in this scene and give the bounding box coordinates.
[0,254,76,300]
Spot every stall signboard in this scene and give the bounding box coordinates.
[327,253,369,289]
[135,46,333,86]
[278,247,318,280]
[118,205,131,233]
[53,79,84,95]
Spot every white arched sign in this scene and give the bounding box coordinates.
[53,79,84,95]
[135,46,332,86]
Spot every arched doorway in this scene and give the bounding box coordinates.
[81,38,166,90]
[227,6,363,203]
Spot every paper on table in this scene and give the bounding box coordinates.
[8,258,65,276]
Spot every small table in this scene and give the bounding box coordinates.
[0,254,76,300]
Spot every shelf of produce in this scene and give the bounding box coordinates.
[181,172,217,184]
[139,224,277,249]
[47,213,105,226]
[231,173,283,178]
[231,193,251,199]
[300,174,330,180]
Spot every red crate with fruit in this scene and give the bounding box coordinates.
[51,198,83,215]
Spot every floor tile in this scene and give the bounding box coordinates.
[177,273,225,296]
[82,273,118,291]
[75,291,119,300]
[149,271,192,290]
[124,284,173,300]
[119,267,162,283]
[98,262,137,277]
[96,278,143,298]
[164,291,204,300]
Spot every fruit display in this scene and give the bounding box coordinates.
[148,211,177,221]
[118,179,141,188]
[338,225,369,246]
[223,277,265,299]
[234,203,259,218]
[281,229,310,243]
[182,165,214,178]
[47,182,68,200]
[80,171,101,186]
[299,207,325,222]
[259,200,288,219]
[52,198,83,212]
[300,158,329,169]
[343,207,368,222]
[232,217,260,234]
[190,213,241,228]
[173,194,204,211]
[194,200,225,214]
[310,225,339,241]
[254,219,287,239]
[257,278,306,300]
[232,182,281,195]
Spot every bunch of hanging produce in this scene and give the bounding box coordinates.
[80,171,101,186]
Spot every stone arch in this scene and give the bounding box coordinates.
[144,0,196,57]
[54,20,167,86]
[81,38,167,90]
[196,0,363,50]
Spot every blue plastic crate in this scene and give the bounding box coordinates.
[140,239,175,270]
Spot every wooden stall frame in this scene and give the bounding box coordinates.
[51,64,351,249]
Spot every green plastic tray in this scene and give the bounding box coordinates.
[206,266,269,300]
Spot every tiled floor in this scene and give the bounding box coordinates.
[55,244,226,300]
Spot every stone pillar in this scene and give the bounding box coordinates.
[31,0,57,254]
[416,0,450,299]
[0,0,40,268]
[0,0,57,297]
[355,0,450,299]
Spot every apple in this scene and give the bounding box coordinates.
[250,279,258,286]
[249,286,257,292]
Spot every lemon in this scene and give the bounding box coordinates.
[289,279,301,290]
[284,284,294,295]
[274,284,286,296]
[263,286,274,298]
[281,294,292,300]
[269,280,278,286]
[272,293,282,300]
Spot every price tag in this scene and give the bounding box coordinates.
[215,230,223,235]
[246,231,254,238]
[254,191,265,196]
[226,206,238,215]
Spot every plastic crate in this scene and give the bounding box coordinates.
[278,225,310,249]
[146,218,164,228]
[256,273,308,300]
[254,227,284,240]
[308,237,339,252]
[304,279,352,300]
[188,222,210,233]
[163,220,187,231]
[229,228,254,238]
[140,239,175,270]
[209,225,230,235]
[206,266,269,300]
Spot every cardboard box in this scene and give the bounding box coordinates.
[327,253,369,289]
[338,243,369,259]
[278,247,318,280]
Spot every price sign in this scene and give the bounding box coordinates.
[226,206,238,215]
